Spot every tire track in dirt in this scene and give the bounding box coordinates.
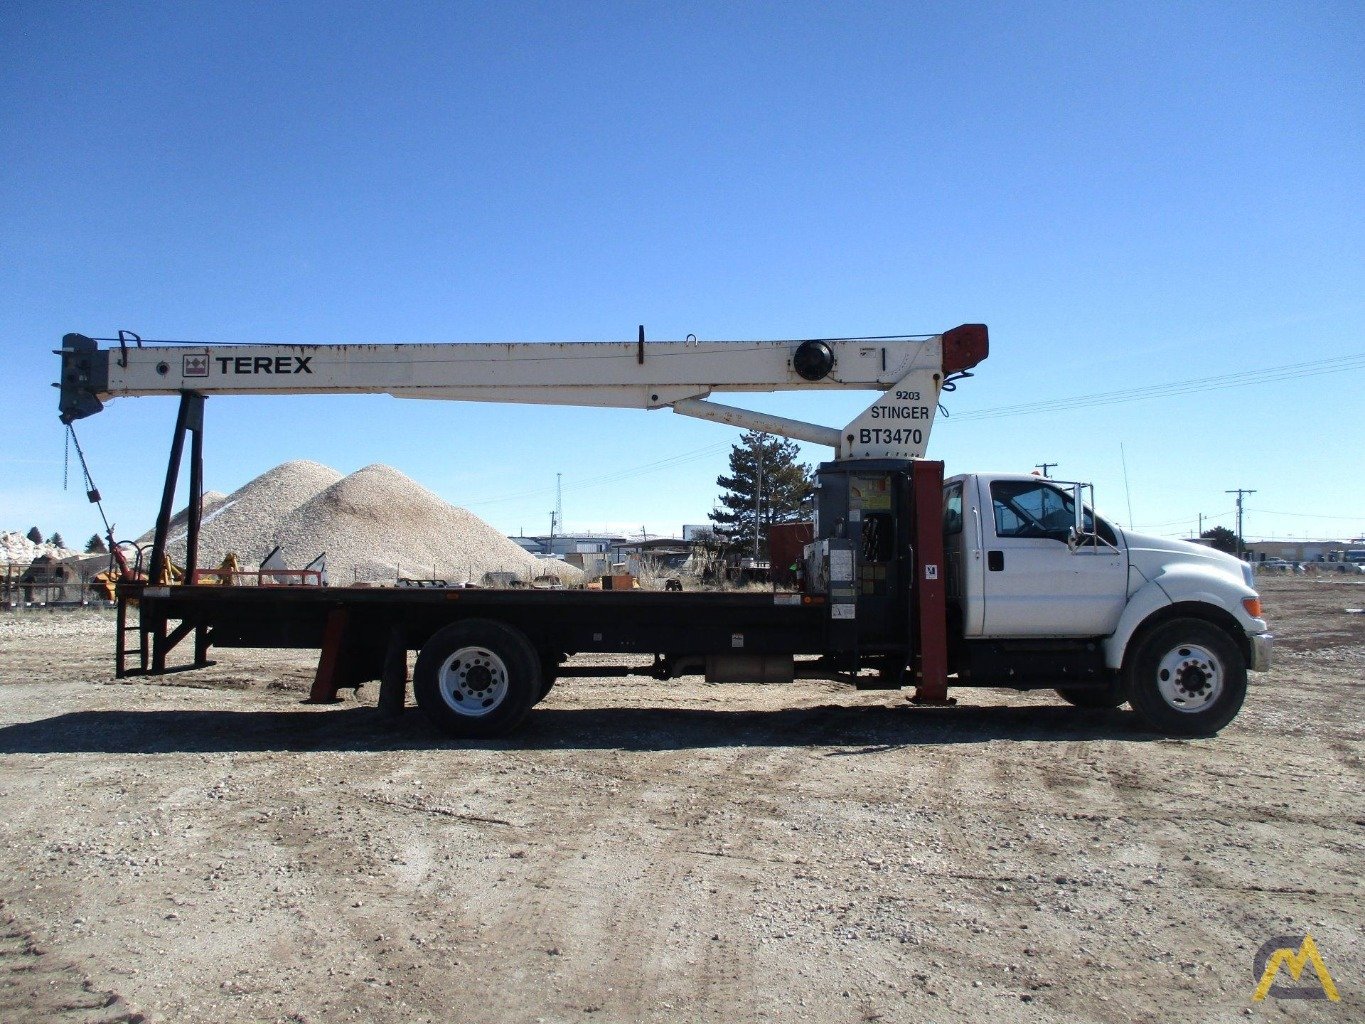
[419,701,861,1020]
[427,745,761,1020]
[0,906,143,1024]
[3,579,1361,1023]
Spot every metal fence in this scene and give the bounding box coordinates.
[1,562,111,608]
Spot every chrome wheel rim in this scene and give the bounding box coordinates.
[437,646,509,717]
[1155,643,1223,713]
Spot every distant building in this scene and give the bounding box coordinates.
[509,533,631,577]
[612,538,692,575]
[510,533,625,558]
[509,531,716,578]
[1246,539,1361,563]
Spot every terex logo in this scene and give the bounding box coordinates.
[215,355,313,375]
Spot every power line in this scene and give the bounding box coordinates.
[1133,509,1236,535]
[954,352,1365,421]
[1135,506,1362,534]
[1247,507,1365,521]
[462,439,731,507]
[1131,514,1214,530]
[557,442,731,492]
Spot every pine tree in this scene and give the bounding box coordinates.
[708,431,813,559]
[85,533,108,554]
[26,526,42,544]
[1201,526,1239,555]
[48,532,66,549]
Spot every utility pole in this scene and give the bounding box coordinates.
[555,473,563,539]
[1197,512,1204,539]
[753,433,765,562]
[1226,488,1256,559]
[1034,462,1058,478]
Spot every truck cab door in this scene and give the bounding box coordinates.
[942,478,976,635]
[974,477,1127,637]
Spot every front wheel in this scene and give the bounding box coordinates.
[413,619,541,738]
[1123,618,1247,736]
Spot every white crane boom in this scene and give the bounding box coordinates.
[57,324,987,460]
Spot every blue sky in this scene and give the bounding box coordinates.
[3,1,1362,549]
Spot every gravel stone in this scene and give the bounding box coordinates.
[136,459,582,586]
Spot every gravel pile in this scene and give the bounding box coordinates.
[1,531,77,564]
[274,464,584,586]
[138,460,342,565]
[131,490,229,548]
[138,460,582,587]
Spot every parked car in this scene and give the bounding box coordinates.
[1255,558,1293,573]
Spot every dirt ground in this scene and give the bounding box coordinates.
[0,576,1361,1023]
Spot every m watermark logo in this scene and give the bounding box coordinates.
[1252,934,1340,1002]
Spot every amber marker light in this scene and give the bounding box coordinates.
[1242,597,1263,617]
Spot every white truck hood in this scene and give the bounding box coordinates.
[1118,528,1264,633]
[1120,529,1252,587]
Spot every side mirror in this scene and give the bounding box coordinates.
[1067,484,1088,551]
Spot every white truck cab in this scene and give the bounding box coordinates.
[944,473,1272,734]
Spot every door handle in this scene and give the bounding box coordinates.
[988,550,1004,572]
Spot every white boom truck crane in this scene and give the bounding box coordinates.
[57,324,1270,738]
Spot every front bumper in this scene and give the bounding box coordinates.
[1249,631,1273,673]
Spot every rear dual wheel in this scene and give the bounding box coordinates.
[533,658,559,706]
[413,620,541,738]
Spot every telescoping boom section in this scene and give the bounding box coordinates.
[57,324,987,460]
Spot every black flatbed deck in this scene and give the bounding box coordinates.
[131,583,834,667]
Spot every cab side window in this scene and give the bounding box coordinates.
[990,480,1116,545]
[993,480,1069,539]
